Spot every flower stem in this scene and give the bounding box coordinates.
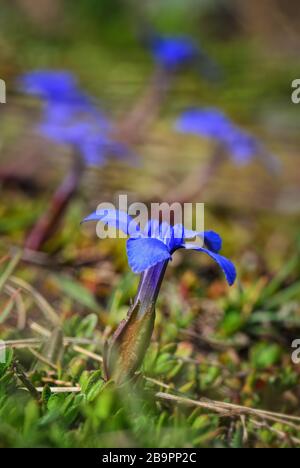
[135,261,168,316]
[24,151,85,252]
[116,68,173,146]
[165,144,226,204]
[105,260,169,383]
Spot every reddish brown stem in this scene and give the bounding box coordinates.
[24,152,85,252]
[116,68,173,146]
[165,145,227,204]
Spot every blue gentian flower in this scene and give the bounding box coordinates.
[82,209,236,286]
[175,108,231,139]
[175,107,275,166]
[19,70,134,166]
[224,129,261,165]
[146,32,220,80]
[150,35,199,71]
[83,208,236,382]
[20,71,79,101]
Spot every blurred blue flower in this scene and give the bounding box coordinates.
[175,108,231,139]
[20,70,133,166]
[224,129,261,165]
[20,71,79,101]
[175,107,273,165]
[146,32,220,80]
[82,209,236,285]
[150,35,199,71]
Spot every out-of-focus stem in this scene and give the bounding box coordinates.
[105,260,169,383]
[165,144,226,204]
[259,148,281,175]
[116,68,173,146]
[24,151,85,252]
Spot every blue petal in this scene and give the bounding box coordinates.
[159,222,173,242]
[150,36,198,71]
[82,209,139,237]
[224,129,258,165]
[19,70,78,100]
[143,220,160,239]
[183,245,236,286]
[80,135,107,166]
[172,224,185,242]
[127,238,171,274]
[200,231,222,253]
[182,228,198,240]
[176,227,222,253]
[175,108,231,140]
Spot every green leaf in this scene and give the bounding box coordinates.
[86,380,105,402]
[0,297,15,324]
[23,400,40,435]
[259,256,298,303]
[42,385,52,404]
[219,310,244,336]
[0,251,21,294]
[54,275,100,312]
[265,281,300,308]
[0,348,13,378]
[76,314,98,338]
[230,426,244,448]
[82,370,104,402]
[250,342,282,369]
